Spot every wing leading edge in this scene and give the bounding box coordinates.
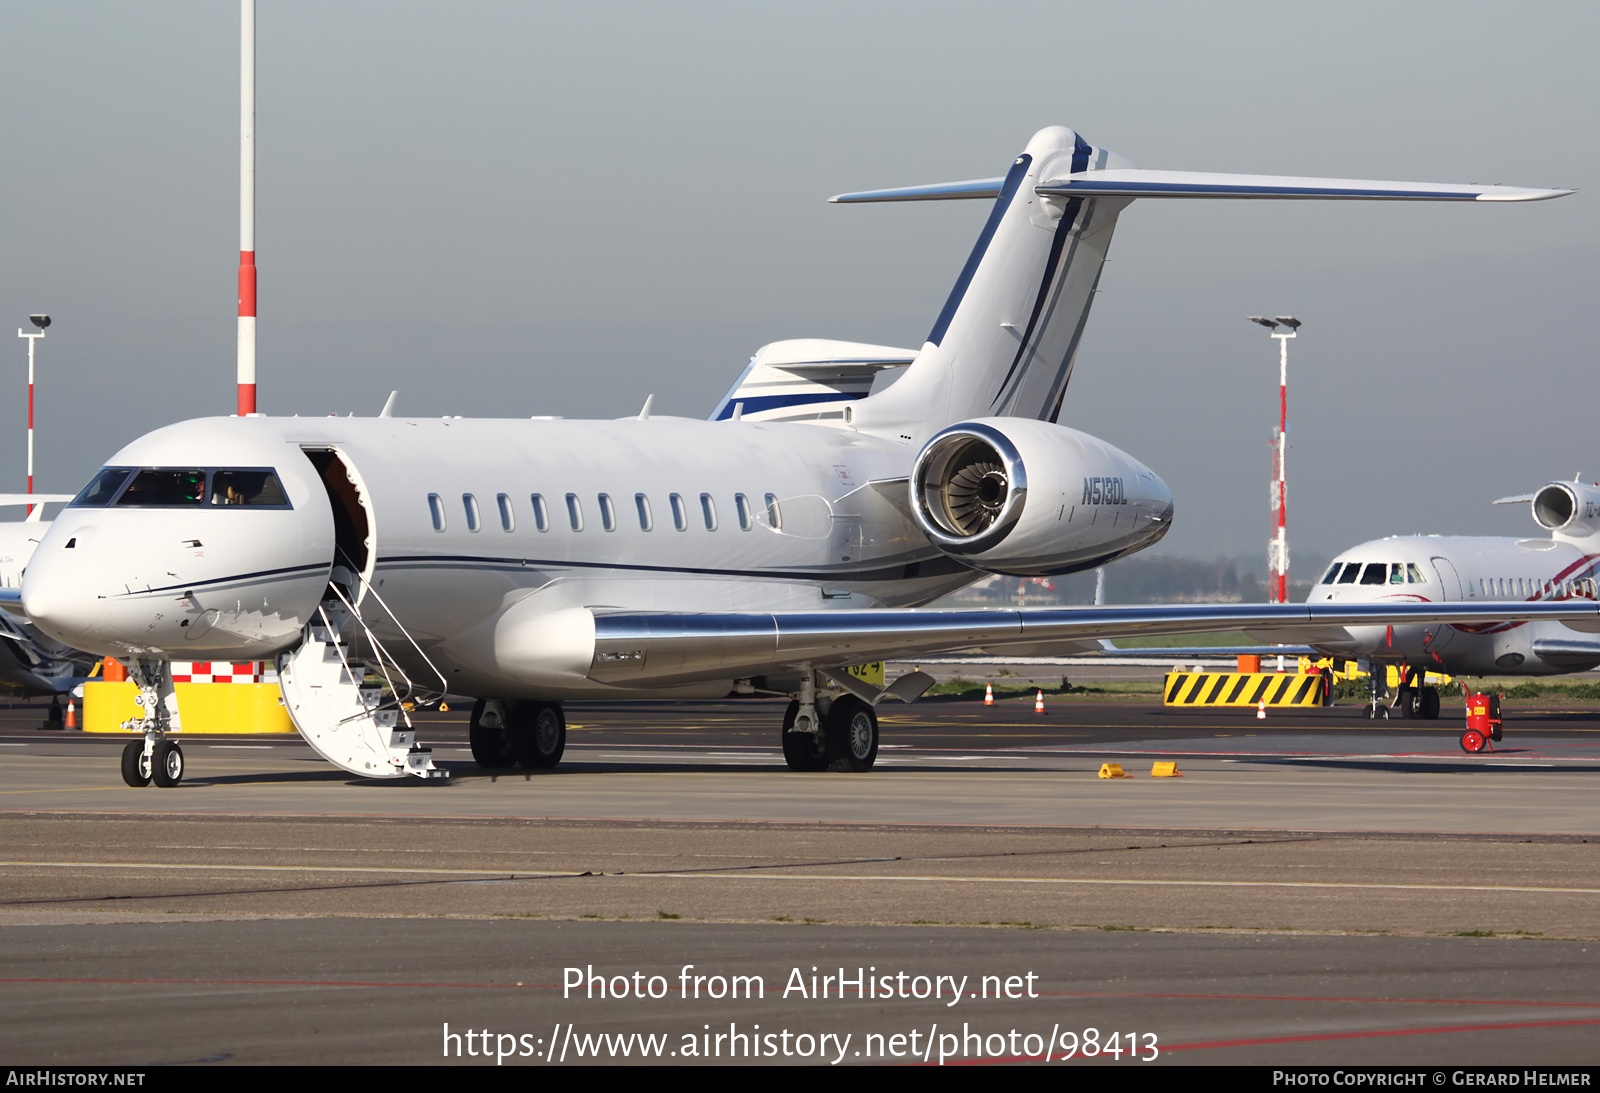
[588,600,1600,686]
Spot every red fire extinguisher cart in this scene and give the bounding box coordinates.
[1461,693,1502,753]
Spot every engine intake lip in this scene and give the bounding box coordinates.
[910,423,1028,554]
[1534,483,1577,531]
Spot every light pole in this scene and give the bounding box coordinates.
[1247,315,1302,611]
[16,314,50,518]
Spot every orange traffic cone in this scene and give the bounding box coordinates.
[984,683,994,706]
[1256,701,1266,720]
[1034,690,1045,714]
[65,699,77,730]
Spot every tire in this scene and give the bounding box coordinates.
[512,702,566,769]
[150,741,184,787]
[1419,687,1440,720]
[824,694,879,772]
[1460,729,1487,753]
[469,698,517,769]
[120,741,152,787]
[780,700,829,772]
[1394,685,1415,719]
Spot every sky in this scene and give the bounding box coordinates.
[0,1,1595,570]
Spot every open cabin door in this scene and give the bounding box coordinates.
[303,447,376,604]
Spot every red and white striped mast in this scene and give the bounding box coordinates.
[1248,316,1301,606]
[236,0,256,416]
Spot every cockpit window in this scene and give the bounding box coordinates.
[1321,563,1343,584]
[211,470,289,506]
[116,469,208,506]
[1406,563,1426,584]
[1336,564,1360,584]
[70,467,133,507]
[1359,563,1387,585]
[1389,563,1404,584]
[90,467,293,509]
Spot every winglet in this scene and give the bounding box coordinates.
[378,391,398,418]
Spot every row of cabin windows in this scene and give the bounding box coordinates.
[427,491,783,535]
[1321,562,1427,586]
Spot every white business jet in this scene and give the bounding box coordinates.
[0,494,96,698]
[1305,479,1600,720]
[11,126,1585,787]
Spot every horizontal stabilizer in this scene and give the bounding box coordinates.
[1033,169,1572,202]
[1493,493,1535,505]
[830,177,1005,203]
[832,172,1571,205]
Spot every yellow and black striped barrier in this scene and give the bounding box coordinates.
[1164,671,1330,708]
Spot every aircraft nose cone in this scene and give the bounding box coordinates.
[21,566,106,653]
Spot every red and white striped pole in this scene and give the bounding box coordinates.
[236,0,256,416]
[1248,317,1301,611]
[16,316,48,518]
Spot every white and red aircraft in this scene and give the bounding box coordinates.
[8,126,1587,787]
[1305,479,1600,720]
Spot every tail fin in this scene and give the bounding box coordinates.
[851,126,1130,435]
[843,126,1571,440]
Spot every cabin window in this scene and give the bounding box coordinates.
[1406,563,1425,584]
[1336,565,1360,585]
[463,493,481,533]
[428,493,446,532]
[530,494,549,532]
[635,493,653,531]
[670,493,688,532]
[701,493,717,531]
[497,493,514,532]
[764,493,782,530]
[598,493,617,532]
[735,493,752,531]
[1321,564,1342,584]
[1359,563,1387,585]
[566,493,584,532]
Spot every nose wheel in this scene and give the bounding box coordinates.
[120,737,185,787]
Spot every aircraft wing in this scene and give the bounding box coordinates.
[586,601,1600,686]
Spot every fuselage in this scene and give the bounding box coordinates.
[1306,534,1600,674]
[22,413,1172,698]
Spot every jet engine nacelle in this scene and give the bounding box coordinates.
[1533,481,1600,542]
[909,418,1173,577]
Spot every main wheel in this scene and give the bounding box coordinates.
[824,694,879,772]
[120,741,152,787]
[780,700,829,771]
[1460,729,1487,753]
[150,741,184,787]
[1419,686,1441,720]
[1394,685,1415,719]
[469,699,517,769]
[512,702,566,769]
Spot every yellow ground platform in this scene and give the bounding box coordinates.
[82,681,297,734]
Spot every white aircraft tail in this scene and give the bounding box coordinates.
[838,126,1570,441]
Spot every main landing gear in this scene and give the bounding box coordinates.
[781,667,880,772]
[1359,663,1440,720]
[470,699,566,771]
[119,658,185,788]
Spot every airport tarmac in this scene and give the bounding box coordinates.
[1,695,1597,1066]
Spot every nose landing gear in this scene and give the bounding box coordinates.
[119,658,186,788]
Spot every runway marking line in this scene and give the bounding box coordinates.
[633,872,1600,895]
[0,860,587,878]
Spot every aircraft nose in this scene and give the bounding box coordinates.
[21,559,108,654]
